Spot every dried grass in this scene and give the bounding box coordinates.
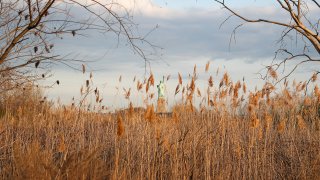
[0,66,319,179]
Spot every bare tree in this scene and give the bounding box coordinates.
[0,0,153,92]
[214,0,320,83]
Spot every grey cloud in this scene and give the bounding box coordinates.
[134,11,280,62]
[134,6,318,64]
[51,5,318,71]
[44,4,319,105]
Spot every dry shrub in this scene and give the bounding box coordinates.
[250,116,260,128]
[0,68,320,179]
[156,98,167,113]
[277,120,286,133]
[117,114,125,137]
[145,104,156,122]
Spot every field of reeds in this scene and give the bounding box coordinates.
[0,64,320,179]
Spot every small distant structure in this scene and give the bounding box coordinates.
[156,77,167,113]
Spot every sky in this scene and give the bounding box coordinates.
[40,0,320,110]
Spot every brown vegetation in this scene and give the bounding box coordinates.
[0,68,320,179]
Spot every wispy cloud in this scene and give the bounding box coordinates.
[44,1,319,107]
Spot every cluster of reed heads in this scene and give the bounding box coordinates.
[0,62,319,179]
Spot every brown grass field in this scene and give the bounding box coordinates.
[0,67,320,179]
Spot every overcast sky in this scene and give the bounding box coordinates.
[41,0,319,110]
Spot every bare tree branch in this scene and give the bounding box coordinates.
[311,0,320,8]
[214,0,320,53]
[214,0,320,85]
[0,0,157,92]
